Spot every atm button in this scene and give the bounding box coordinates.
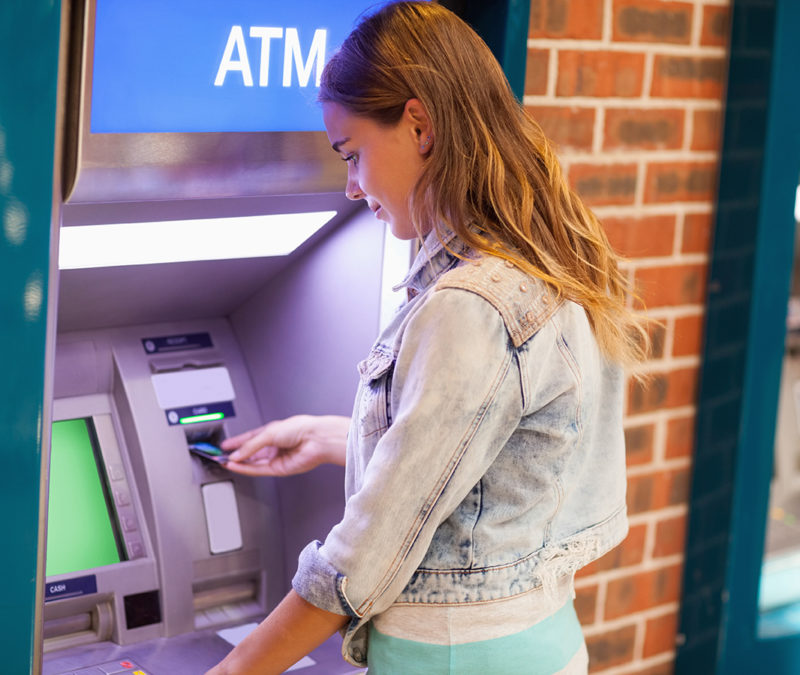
[113,489,131,506]
[108,463,126,481]
[126,540,145,558]
[96,658,142,673]
[121,514,138,532]
[95,659,135,673]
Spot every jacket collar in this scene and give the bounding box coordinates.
[394,229,471,296]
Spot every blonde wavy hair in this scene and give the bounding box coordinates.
[320,1,650,366]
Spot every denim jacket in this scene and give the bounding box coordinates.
[293,231,628,667]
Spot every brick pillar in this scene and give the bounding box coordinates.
[523,1,732,672]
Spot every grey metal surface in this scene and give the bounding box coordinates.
[42,630,365,674]
[230,207,386,581]
[56,196,362,333]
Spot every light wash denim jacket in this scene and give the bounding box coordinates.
[293,231,628,666]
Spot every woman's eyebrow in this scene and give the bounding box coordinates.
[331,138,350,153]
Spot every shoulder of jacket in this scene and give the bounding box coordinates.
[434,255,562,347]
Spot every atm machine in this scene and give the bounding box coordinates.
[40,1,410,673]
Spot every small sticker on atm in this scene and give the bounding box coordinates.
[142,333,213,353]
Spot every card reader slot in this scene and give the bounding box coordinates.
[185,426,224,449]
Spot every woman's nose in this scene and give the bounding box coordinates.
[345,172,364,201]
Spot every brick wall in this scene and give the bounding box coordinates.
[523,1,731,672]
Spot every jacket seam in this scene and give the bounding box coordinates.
[553,315,583,440]
[467,478,484,569]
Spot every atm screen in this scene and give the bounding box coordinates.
[46,418,124,576]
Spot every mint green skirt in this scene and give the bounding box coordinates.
[367,600,586,674]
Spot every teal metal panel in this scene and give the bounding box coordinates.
[721,0,800,669]
[677,0,800,671]
[443,0,531,101]
[0,0,61,671]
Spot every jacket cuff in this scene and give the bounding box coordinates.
[292,540,357,617]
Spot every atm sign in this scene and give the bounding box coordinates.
[90,0,395,133]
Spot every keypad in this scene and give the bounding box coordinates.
[57,658,151,675]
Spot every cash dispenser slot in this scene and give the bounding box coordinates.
[192,577,262,630]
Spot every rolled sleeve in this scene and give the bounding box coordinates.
[293,288,525,664]
[291,540,356,616]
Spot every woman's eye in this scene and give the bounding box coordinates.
[343,154,358,166]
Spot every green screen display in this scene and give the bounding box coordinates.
[46,418,123,576]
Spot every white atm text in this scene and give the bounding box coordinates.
[214,26,327,88]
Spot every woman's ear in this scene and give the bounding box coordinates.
[403,98,433,155]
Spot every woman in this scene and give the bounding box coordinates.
[207,2,649,673]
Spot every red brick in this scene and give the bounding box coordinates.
[558,51,646,98]
[569,163,638,207]
[525,49,550,96]
[701,5,731,47]
[603,215,676,258]
[529,0,603,39]
[604,108,685,151]
[674,313,704,357]
[643,610,680,657]
[527,106,595,151]
[625,423,655,466]
[618,663,675,675]
[626,467,691,514]
[580,523,647,574]
[692,108,723,151]
[586,624,637,671]
[575,584,598,625]
[682,212,714,254]
[665,415,694,459]
[653,514,688,558]
[651,55,727,99]
[644,161,718,203]
[634,264,707,308]
[605,563,683,619]
[647,320,667,360]
[627,366,699,414]
[613,0,693,44]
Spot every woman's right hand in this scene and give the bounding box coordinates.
[220,414,350,477]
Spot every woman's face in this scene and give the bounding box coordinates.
[322,101,431,240]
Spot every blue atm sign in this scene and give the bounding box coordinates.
[90,0,392,133]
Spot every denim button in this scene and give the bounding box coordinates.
[504,259,514,268]
[491,273,501,282]
[519,283,528,292]
[526,310,536,322]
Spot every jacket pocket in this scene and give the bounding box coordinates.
[356,347,395,438]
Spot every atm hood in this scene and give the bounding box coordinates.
[55,0,371,334]
[62,0,346,204]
